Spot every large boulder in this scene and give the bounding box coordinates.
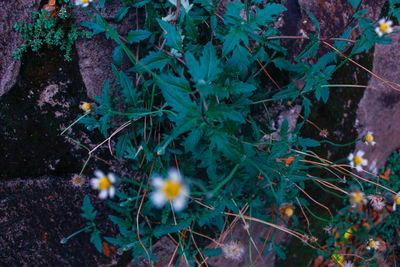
[355,26,400,171]
[0,176,118,266]
[0,0,41,97]
[73,2,140,98]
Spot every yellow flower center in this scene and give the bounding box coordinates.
[344,228,353,240]
[380,22,390,33]
[396,197,400,205]
[364,133,374,143]
[98,176,111,190]
[162,180,182,200]
[354,156,363,165]
[351,192,363,203]
[332,254,344,265]
[80,102,93,111]
[73,176,83,184]
[368,240,376,248]
[284,207,294,217]
[82,0,90,3]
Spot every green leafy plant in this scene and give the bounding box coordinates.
[58,0,400,265]
[13,5,91,61]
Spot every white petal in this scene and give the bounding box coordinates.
[108,186,115,198]
[168,168,182,182]
[172,195,187,212]
[367,246,371,250]
[95,170,105,178]
[90,178,99,189]
[108,173,116,183]
[356,165,363,172]
[356,150,364,157]
[379,18,386,24]
[371,141,376,145]
[348,153,354,161]
[180,185,190,198]
[151,177,164,189]
[362,159,368,166]
[388,20,393,26]
[99,190,108,199]
[393,203,397,211]
[387,28,393,33]
[151,191,167,208]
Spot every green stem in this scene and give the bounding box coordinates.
[60,225,92,244]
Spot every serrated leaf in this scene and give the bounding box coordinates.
[127,29,151,43]
[222,27,248,56]
[157,19,182,51]
[153,219,192,238]
[80,21,105,35]
[347,0,361,8]
[133,51,170,72]
[91,228,103,253]
[120,71,139,105]
[114,6,130,22]
[302,8,320,36]
[113,45,123,68]
[296,34,320,61]
[255,3,287,25]
[116,133,133,159]
[81,195,97,221]
[297,137,320,148]
[184,128,203,152]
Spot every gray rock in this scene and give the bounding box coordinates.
[73,3,139,98]
[355,26,400,172]
[0,176,118,266]
[0,0,41,97]
[282,0,385,60]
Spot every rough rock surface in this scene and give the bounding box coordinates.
[73,3,139,98]
[355,26,400,171]
[281,0,385,60]
[0,177,118,266]
[0,0,41,97]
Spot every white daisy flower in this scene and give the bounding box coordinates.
[90,170,116,200]
[393,191,400,211]
[368,195,386,210]
[375,18,393,37]
[350,190,367,207]
[75,0,93,7]
[363,131,376,145]
[343,261,354,267]
[348,150,368,172]
[366,238,380,250]
[71,174,85,187]
[222,241,245,261]
[150,168,189,212]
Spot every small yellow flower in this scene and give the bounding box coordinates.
[393,191,400,211]
[332,253,344,266]
[79,101,93,112]
[279,203,294,218]
[222,241,244,261]
[363,131,376,145]
[366,238,380,250]
[375,18,393,37]
[348,150,368,172]
[71,174,85,187]
[151,168,189,212]
[344,227,354,241]
[350,191,366,206]
[90,170,117,199]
